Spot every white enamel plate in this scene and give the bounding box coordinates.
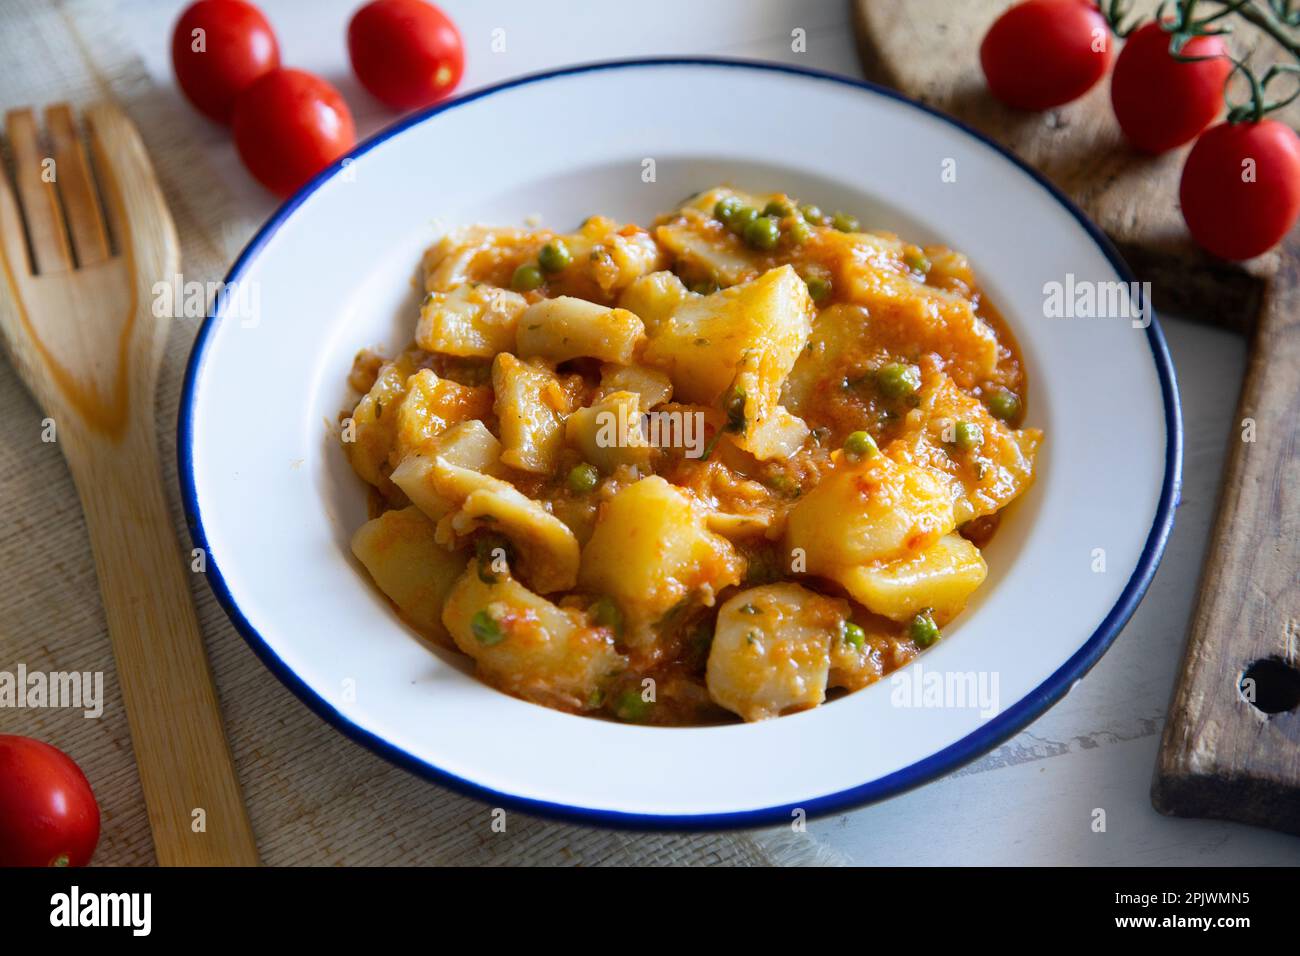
[181,59,1181,828]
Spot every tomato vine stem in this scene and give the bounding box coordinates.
[1101,0,1300,121]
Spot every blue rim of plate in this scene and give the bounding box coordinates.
[179,57,1183,831]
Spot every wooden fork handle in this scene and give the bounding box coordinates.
[63,429,260,866]
[1152,249,1300,833]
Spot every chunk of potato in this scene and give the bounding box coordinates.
[706,583,848,722]
[925,248,978,298]
[892,372,1042,525]
[422,226,533,292]
[654,220,757,288]
[390,368,493,467]
[515,296,645,364]
[653,189,770,287]
[584,223,664,297]
[416,283,529,358]
[426,455,507,507]
[350,506,466,640]
[429,458,580,593]
[543,218,665,302]
[782,303,870,417]
[492,353,570,474]
[706,511,772,539]
[347,348,386,394]
[597,363,673,408]
[579,476,744,650]
[345,349,422,489]
[442,563,627,712]
[674,186,768,216]
[740,406,809,461]
[450,489,580,594]
[616,271,689,335]
[564,390,653,473]
[643,264,813,406]
[786,454,955,572]
[724,349,809,461]
[827,620,890,692]
[832,533,987,624]
[822,229,1000,387]
[652,188,805,289]
[390,420,502,521]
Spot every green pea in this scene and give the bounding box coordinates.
[510,263,544,292]
[714,196,742,224]
[799,204,825,225]
[831,211,859,233]
[538,240,572,273]
[953,421,983,451]
[743,549,779,585]
[842,621,866,649]
[567,462,600,494]
[591,596,623,637]
[877,362,921,399]
[904,249,931,276]
[988,389,1020,421]
[766,473,799,496]
[806,276,832,304]
[689,278,719,295]
[843,430,878,460]
[763,199,793,218]
[727,205,759,236]
[909,611,940,648]
[615,689,652,722]
[786,218,813,246]
[471,609,504,646]
[723,386,748,433]
[688,622,714,663]
[743,215,781,250]
[475,534,511,582]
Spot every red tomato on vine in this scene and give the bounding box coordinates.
[1111,21,1232,154]
[1180,120,1300,260]
[980,0,1113,110]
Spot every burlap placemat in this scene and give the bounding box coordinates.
[0,0,846,866]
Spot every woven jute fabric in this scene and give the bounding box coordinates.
[0,0,845,866]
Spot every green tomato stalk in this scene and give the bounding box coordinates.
[1100,0,1300,122]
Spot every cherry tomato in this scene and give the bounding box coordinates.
[0,735,100,867]
[980,0,1113,111]
[1111,22,1231,154]
[348,0,465,111]
[1180,120,1300,260]
[232,68,357,197]
[171,0,280,124]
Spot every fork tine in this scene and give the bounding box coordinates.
[45,104,110,267]
[83,105,130,263]
[0,134,31,276]
[4,109,72,274]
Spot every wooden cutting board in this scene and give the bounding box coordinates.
[854,0,1300,835]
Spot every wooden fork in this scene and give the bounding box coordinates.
[0,101,258,866]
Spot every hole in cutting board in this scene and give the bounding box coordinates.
[1239,658,1300,715]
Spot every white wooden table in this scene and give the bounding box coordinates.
[115,0,1297,864]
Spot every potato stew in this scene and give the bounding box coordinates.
[342,187,1042,724]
